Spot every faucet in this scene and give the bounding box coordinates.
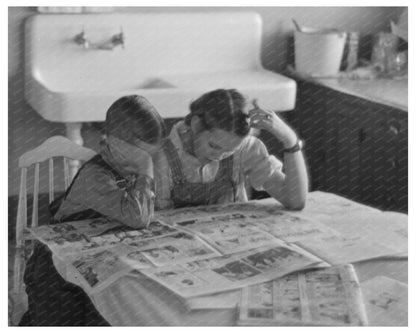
[74,27,89,49]
[111,27,125,49]
[74,26,125,51]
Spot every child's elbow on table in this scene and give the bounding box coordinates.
[116,200,151,229]
[118,214,149,230]
[286,200,306,211]
[279,194,307,211]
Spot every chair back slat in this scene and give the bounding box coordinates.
[13,249,24,294]
[19,136,96,168]
[31,163,40,228]
[49,158,54,204]
[63,157,70,190]
[16,137,96,229]
[15,168,27,248]
[12,136,97,325]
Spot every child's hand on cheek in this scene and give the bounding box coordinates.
[107,136,153,178]
[249,99,298,148]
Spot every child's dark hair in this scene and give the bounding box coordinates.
[106,95,166,145]
[184,89,250,137]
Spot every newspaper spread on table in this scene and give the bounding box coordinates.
[28,196,407,299]
[238,264,368,326]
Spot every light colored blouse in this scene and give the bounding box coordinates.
[154,121,285,209]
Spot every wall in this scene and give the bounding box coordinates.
[8,6,403,196]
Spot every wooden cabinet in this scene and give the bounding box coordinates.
[281,80,408,212]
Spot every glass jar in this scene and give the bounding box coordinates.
[371,32,399,75]
[390,51,408,77]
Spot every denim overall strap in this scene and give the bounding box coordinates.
[204,153,234,197]
[162,139,186,185]
[65,155,125,197]
[215,153,234,181]
[163,137,237,207]
[50,155,126,222]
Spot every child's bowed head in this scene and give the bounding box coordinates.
[104,95,167,178]
[105,95,166,147]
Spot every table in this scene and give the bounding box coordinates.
[47,191,407,326]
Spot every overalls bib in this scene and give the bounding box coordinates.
[51,154,154,223]
[50,155,125,222]
[163,139,244,208]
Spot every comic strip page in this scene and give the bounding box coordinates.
[174,210,343,253]
[239,264,368,326]
[30,220,220,269]
[28,219,180,260]
[118,231,221,267]
[64,244,134,294]
[175,213,278,254]
[28,219,109,259]
[140,241,327,298]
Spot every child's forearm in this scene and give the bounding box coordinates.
[262,148,308,210]
[270,122,308,209]
[280,150,309,210]
[84,189,149,229]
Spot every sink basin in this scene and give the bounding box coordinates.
[25,13,297,122]
[26,69,296,122]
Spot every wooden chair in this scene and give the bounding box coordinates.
[10,136,96,325]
